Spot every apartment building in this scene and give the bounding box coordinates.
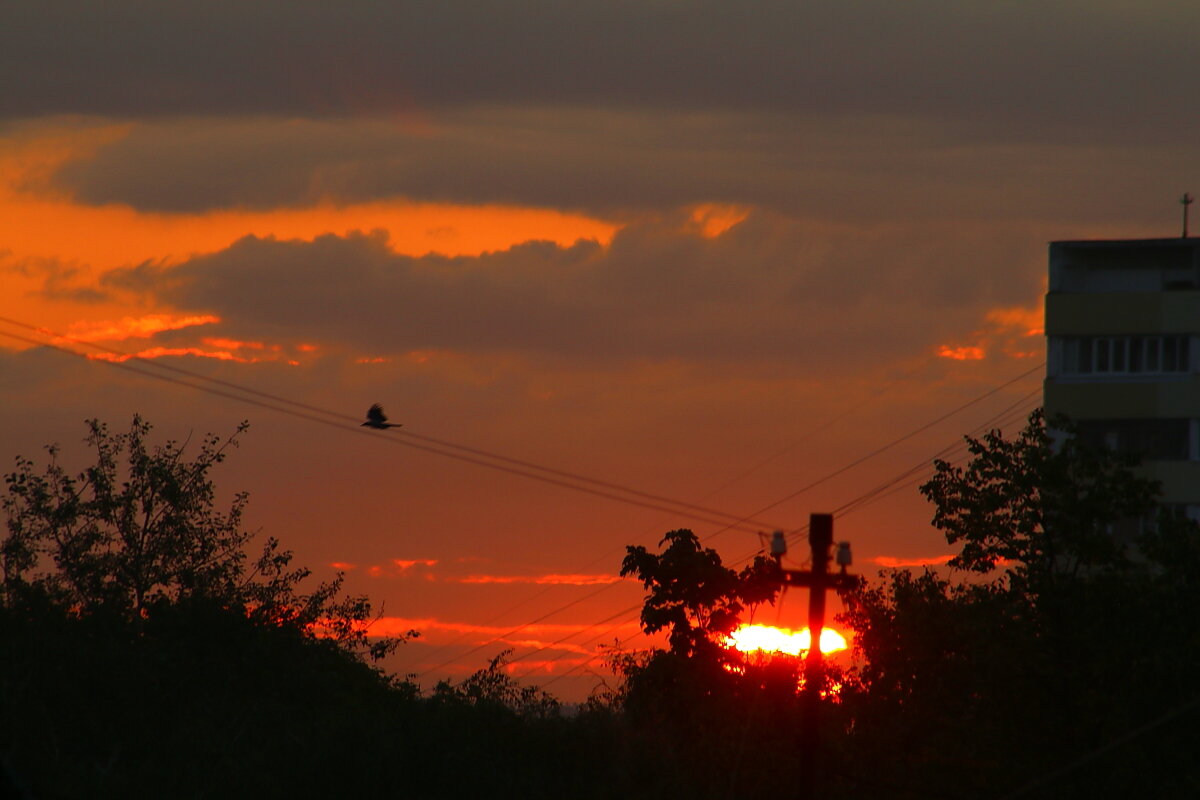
[1044,237,1200,519]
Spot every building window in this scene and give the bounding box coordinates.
[1062,335,1190,375]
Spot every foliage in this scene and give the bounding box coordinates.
[0,415,410,656]
[919,408,1159,590]
[837,409,1200,798]
[432,649,560,718]
[9,410,1200,798]
[611,529,841,798]
[620,528,779,659]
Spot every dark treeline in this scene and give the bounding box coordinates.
[3,413,1199,799]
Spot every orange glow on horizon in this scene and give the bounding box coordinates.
[366,615,641,641]
[726,624,849,656]
[873,554,955,568]
[455,573,622,586]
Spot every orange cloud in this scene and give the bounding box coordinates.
[689,203,750,238]
[872,554,955,568]
[201,336,269,351]
[937,345,985,361]
[360,559,439,579]
[0,122,618,271]
[503,657,591,675]
[939,303,1045,363]
[329,561,356,571]
[500,639,593,656]
[88,346,256,363]
[392,559,438,570]
[369,616,640,640]
[0,121,620,344]
[454,573,623,586]
[985,306,1044,337]
[63,313,220,342]
[75,331,315,365]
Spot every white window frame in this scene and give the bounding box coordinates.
[1059,335,1191,376]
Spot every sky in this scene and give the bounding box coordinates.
[2,0,1197,700]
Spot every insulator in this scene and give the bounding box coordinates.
[770,531,788,557]
[835,541,852,567]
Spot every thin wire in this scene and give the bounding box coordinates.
[508,602,645,682]
[504,394,1046,686]
[827,392,1041,522]
[761,362,1046,533]
[413,580,641,680]
[2,316,1049,694]
[691,356,943,503]
[474,387,1045,681]
[0,325,778,533]
[3,316,1046,685]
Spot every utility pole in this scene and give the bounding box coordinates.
[771,514,858,800]
[1183,192,1194,238]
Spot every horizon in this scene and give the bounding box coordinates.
[3,0,1196,700]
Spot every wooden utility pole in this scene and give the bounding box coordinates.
[773,514,858,800]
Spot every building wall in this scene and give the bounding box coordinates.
[1044,238,1200,513]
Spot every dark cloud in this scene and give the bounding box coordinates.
[2,255,112,303]
[3,0,1197,139]
[102,210,1046,370]
[48,111,1200,220]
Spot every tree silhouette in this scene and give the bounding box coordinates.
[920,408,1158,591]
[1,415,410,655]
[621,528,778,660]
[0,416,426,797]
[837,409,1200,797]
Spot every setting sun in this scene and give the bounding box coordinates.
[726,624,849,656]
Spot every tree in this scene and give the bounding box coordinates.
[836,409,1200,798]
[615,531,850,799]
[0,416,428,797]
[620,528,778,659]
[1,415,409,657]
[919,408,1159,590]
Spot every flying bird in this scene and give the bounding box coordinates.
[362,404,402,429]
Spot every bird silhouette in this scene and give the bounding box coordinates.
[362,404,402,429]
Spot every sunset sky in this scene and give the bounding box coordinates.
[2,1,1196,699]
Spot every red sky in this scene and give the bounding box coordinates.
[2,0,1196,700]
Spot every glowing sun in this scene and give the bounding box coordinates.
[726,624,848,656]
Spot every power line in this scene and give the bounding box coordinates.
[758,362,1046,532]
[470,401,1044,687]
[497,393,1046,687]
[2,314,1046,688]
[0,320,782,532]
[2,315,1049,696]
[430,376,1045,681]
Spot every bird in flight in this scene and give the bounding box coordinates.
[362,404,402,429]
